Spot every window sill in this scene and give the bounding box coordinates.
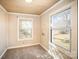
[18,38,33,41]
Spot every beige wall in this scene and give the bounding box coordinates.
[71,0,77,59]
[8,13,41,48]
[0,0,77,59]
[0,5,8,58]
[40,0,77,59]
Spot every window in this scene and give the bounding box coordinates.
[18,18,33,40]
[50,8,71,51]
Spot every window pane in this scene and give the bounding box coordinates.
[19,20,32,39]
[51,8,71,51]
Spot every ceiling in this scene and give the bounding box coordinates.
[0,0,59,15]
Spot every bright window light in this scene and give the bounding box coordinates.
[25,0,32,3]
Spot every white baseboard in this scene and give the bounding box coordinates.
[40,44,48,52]
[0,49,7,59]
[39,44,53,56]
[0,43,48,59]
[8,43,40,49]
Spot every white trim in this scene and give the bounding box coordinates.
[49,3,72,16]
[0,4,7,13]
[48,2,72,58]
[8,12,40,17]
[17,17,33,41]
[39,44,53,57]
[41,0,63,16]
[0,49,7,59]
[0,43,40,59]
[8,43,40,49]
[0,4,8,59]
[40,44,48,52]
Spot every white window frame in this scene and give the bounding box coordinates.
[17,17,33,41]
[49,3,72,52]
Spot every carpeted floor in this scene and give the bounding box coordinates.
[2,45,53,59]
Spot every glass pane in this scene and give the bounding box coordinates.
[19,20,32,39]
[51,8,71,51]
